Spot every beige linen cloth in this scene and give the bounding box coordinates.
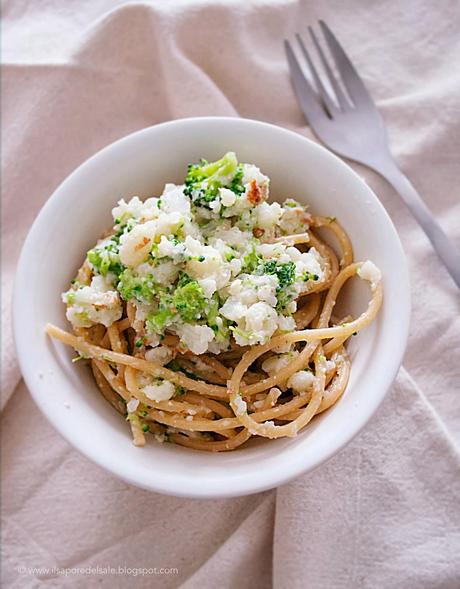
[2,1,460,587]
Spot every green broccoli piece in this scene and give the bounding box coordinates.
[118,269,159,304]
[263,261,296,289]
[242,246,262,273]
[172,280,207,322]
[87,238,124,278]
[186,151,238,185]
[229,163,245,195]
[262,261,296,311]
[266,261,296,290]
[262,260,277,274]
[206,293,220,325]
[145,278,207,332]
[301,271,319,282]
[275,289,296,312]
[184,152,239,207]
[204,293,229,342]
[176,271,193,288]
[146,294,177,333]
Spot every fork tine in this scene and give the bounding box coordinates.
[308,26,349,111]
[319,20,374,107]
[295,34,335,116]
[284,39,326,122]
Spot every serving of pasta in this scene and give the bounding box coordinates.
[46,152,383,452]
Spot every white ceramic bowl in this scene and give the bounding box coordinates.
[14,117,410,498]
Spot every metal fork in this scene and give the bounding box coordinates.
[285,21,460,288]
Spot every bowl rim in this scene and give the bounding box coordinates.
[13,116,411,498]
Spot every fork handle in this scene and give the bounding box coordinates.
[370,156,460,289]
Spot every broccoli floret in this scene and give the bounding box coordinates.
[146,294,177,333]
[87,238,124,278]
[172,280,207,322]
[186,151,238,185]
[242,246,262,273]
[263,261,296,290]
[301,271,319,282]
[184,152,239,207]
[262,260,277,275]
[229,163,245,195]
[118,269,159,304]
[204,293,229,342]
[276,262,295,288]
[206,293,220,325]
[262,261,296,311]
[275,288,296,312]
[176,271,193,288]
[144,276,207,332]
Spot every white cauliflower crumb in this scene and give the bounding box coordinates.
[262,351,300,375]
[174,324,215,355]
[220,187,237,207]
[143,380,175,402]
[127,398,140,412]
[63,275,122,328]
[358,260,382,291]
[233,395,247,416]
[145,345,173,366]
[287,370,315,393]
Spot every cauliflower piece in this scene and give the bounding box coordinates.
[241,163,269,188]
[245,302,278,340]
[143,380,175,402]
[358,260,382,291]
[145,345,174,366]
[262,351,300,375]
[287,370,315,393]
[220,187,237,207]
[255,202,283,229]
[63,275,122,328]
[160,185,191,215]
[228,274,279,307]
[112,196,160,223]
[277,315,296,332]
[150,261,180,286]
[279,201,312,234]
[119,220,157,267]
[184,236,231,288]
[198,278,217,298]
[174,324,215,355]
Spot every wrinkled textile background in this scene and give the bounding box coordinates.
[2,1,459,587]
